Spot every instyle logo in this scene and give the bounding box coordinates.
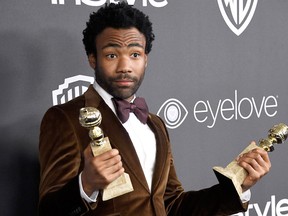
[218,0,258,36]
[51,0,168,7]
[232,195,288,216]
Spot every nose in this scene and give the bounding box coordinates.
[117,56,132,73]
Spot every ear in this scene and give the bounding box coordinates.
[144,54,148,68]
[88,54,96,69]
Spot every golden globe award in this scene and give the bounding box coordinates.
[213,123,288,197]
[79,107,134,201]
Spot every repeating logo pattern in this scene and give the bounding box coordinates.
[52,75,94,105]
[53,76,279,130]
[218,0,258,36]
[157,98,188,129]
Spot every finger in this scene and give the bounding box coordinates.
[240,150,271,172]
[103,167,125,185]
[97,149,120,161]
[88,149,120,167]
[252,148,271,165]
[98,163,125,185]
[239,161,262,182]
[239,159,261,175]
[88,152,122,176]
[239,155,264,174]
[238,155,270,182]
[253,152,271,173]
[99,155,122,170]
[106,160,124,174]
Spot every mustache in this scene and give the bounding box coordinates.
[111,74,137,82]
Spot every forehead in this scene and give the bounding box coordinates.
[96,27,146,48]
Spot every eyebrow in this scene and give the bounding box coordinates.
[102,43,144,50]
[128,43,144,49]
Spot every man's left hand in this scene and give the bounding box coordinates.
[237,141,271,192]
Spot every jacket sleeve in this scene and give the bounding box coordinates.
[153,116,248,216]
[38,106,96,216]
[165,161,248,215]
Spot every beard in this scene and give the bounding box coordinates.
[94,66,145,100]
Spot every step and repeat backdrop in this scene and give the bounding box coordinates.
[1,1,288,215]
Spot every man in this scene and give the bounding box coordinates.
[39,2,271,215]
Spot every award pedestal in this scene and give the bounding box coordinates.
[90,137,134,201]
[213,142,259,197]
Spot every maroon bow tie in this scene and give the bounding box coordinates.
[112,97,149,124]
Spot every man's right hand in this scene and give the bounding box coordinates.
[81,146,125,196]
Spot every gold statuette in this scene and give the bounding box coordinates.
[79,107,134,201]
[213,123,288,197]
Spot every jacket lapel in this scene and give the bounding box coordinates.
[84,85,150,192]
[147,115,169,193]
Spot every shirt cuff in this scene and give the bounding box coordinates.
[240,189,251,203]
[79,172,99,203]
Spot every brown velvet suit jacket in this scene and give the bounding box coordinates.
[39,85,247,216]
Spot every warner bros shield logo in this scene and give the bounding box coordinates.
[218,0,258,36]
[52,75,94,105]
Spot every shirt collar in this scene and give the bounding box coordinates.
[93,81,136,114]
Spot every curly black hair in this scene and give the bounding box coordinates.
[82,2,155,56]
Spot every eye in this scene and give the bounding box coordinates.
[157,98,188,129]
[106,54,117,59]
[131,53,140,58]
